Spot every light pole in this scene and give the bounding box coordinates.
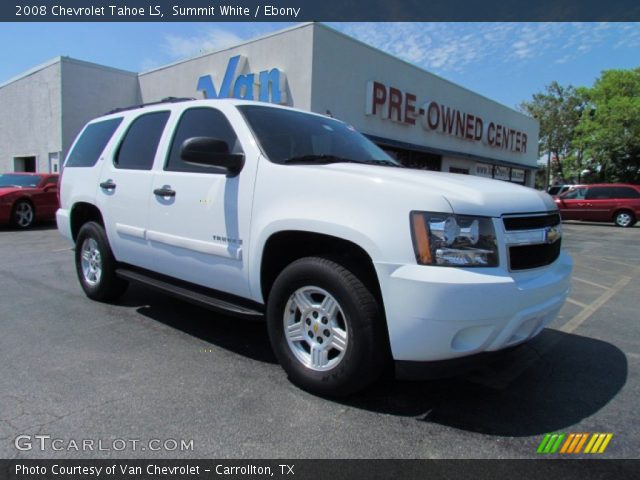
[546,149,551,190]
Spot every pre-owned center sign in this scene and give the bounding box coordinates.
[365,81,528,154]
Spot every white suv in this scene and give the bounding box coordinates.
[57,98,572,396]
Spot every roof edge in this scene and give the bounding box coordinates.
[0,57,63,90]
[0,56,137,90]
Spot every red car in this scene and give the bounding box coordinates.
[0,173,60,228]
[554,183,640,227]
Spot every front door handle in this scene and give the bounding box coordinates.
[99,179,116,190]
[153,186,176,197]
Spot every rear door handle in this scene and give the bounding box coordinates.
[99,180,116,190]
[153,186,176,197]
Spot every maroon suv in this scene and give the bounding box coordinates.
[555,183,640,227]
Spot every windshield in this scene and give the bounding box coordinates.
[0,174,41,188]
[237,105,399,166]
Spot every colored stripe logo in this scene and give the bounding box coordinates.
[537,433,613,454]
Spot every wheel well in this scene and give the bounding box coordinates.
[70,203,104,241]
[613,208,635,220]
[260,231,382,305]
[13,197,33,207]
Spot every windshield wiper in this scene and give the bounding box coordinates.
[283,155,401,167]
[283,155,360,165]
[375,160,404,167]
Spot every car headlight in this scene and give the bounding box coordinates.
[410,211,499,267]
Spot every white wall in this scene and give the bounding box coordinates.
[0,61,62,172]
[0,58,139,172]
[61,58,140,156]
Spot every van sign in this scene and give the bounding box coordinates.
[197,55,287,104]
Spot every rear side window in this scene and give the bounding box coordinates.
[165,107,242,173]
[115,111,170,170]
[586,187,614,200]
[611,187,640,199]
[65,118,122,167]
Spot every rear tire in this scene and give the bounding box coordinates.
[266,257,388,397]
[75,222,128,301]
[614,210,635,228]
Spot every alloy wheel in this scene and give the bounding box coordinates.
[80,238,103,287]
[283,286,349,371]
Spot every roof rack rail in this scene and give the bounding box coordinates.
[105,97,196,115]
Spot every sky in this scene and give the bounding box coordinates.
[0,22,638,109]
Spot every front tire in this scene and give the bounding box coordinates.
[614,210,635,228]
[267,257,388,397]
[12,200,35,228]
[75,222,128,301]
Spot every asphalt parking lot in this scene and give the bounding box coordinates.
[0,221,638,459]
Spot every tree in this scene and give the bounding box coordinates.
[520,82,586,187]
[574,68,640,183]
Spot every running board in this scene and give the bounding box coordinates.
[116,268,264,319]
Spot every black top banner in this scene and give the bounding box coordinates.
[3,0,640,22]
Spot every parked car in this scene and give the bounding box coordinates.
[555,183,640,227]
[0,173,59,228]
[57,98,572,396]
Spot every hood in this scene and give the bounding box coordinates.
[322,163,557,217]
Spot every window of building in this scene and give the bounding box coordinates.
[115,111,170,170]
[449,167,469,174]
[48,152,60,173]
[166,107,242,173]
[66,118,122,168]
[13,156,36,172]
[511,169,526,184]
[382,147,441,171]
[475,163,493,178]
[494,166,511,181]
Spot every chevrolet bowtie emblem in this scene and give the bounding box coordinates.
[545,225,561,244]
[313,324,318,333]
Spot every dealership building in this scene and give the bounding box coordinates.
[0,23,538,185]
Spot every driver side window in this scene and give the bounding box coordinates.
[166,107,243,174]
[563,187,586,200]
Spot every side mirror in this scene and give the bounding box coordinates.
[180,137,244,177]
[44,184,58,192]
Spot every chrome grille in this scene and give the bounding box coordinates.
[502,212,562,270]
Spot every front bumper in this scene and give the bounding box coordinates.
[375,251,573,362]
[56,208,73,243]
